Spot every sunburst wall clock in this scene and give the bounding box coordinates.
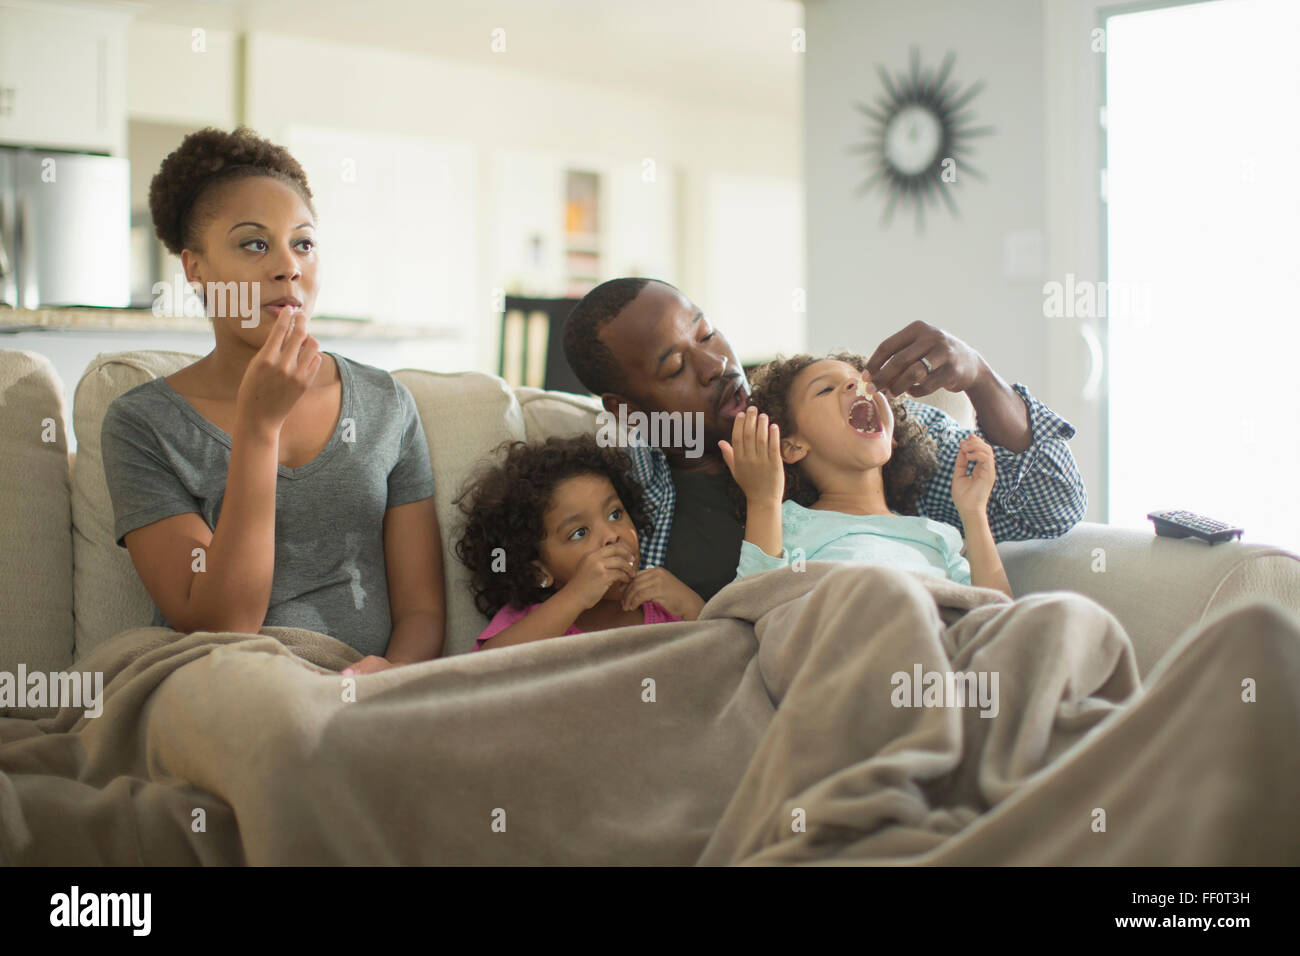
[850,48,993,231]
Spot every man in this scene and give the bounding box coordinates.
[562,277,1087,601]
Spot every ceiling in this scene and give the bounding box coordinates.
[96,0,805,114]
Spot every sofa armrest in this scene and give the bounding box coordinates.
[0,349,75,689]
[997,521,1300,679]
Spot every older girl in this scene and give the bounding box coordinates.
[101,127,445,672]
[721,352,1014,597]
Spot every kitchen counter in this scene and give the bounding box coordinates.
[3,306,478,453]
[0,307,457,339]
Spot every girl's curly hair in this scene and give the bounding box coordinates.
[739,351,940,518]
[149,125,315,255]
[454,434,656,618]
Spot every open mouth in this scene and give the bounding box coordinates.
[718,380,748,415]
[849,397,884,436]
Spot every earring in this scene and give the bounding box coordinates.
[539,573,552,588]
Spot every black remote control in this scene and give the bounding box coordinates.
[1147,509,1243,544]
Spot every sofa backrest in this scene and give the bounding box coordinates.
[390,369,528,656]
[65,350,551,659]
[512,383,976,433]
[63,348,977,661]
[0,350,75,690]
[72,351,199,659]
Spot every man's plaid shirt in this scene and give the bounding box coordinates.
[626,382,1087,568]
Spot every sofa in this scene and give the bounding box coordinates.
[5,346,1300,866]
[3,346,1299,688]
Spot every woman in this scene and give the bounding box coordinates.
[101,127,445,673]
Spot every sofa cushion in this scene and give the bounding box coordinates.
[64,343,977,663]
[393,369,527,657]
[515,386,603,438]
[72,351,200,660]
[417,380,974,655]
[71,352,529,661]
[911,388,974,430]
[514,385,974,441]
[0,350,75,704]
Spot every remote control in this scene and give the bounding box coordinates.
[1147,509,1243,544]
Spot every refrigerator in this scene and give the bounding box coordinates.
[0,147,130,309]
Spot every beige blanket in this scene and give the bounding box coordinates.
[2,562,1298,865]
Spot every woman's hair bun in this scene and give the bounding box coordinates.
[148,125,314,255]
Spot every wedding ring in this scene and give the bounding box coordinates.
[919,356,934,373]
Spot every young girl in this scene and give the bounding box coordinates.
[456,435,705,651]
[720,352,1014,597]
[100,126,446,674]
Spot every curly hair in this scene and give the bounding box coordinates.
[454,434,656,617]
[148,126,315,255]
[741,351,940,518]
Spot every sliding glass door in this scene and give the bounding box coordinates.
[1104,0,1300,552]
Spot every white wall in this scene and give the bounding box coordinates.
[241,30,802,373]
[805,0,1106,522]
[804,0,1046,371]
[1041,0,1115,525]
[703,174,805,363]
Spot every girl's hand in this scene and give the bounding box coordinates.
[718,406,784,504]
[951,435,997,520]
[342,655,394,676]
[558,541,639,611]
[235,307,323,436]
[620,567,705,621]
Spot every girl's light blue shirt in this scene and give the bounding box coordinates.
[735,499,972,585]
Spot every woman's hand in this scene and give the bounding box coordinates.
[235,307,323,436]
[557,541,639,611]
[342,655,395,676]
[620,567,705,621]
[951,435,997,520]
[719,406,784,504]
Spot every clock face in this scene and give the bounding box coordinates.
[851,48,993,230]
[884,105,944,176]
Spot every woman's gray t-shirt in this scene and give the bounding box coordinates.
[100,353,436,656]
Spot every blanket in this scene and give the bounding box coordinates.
[2,562,1298,865]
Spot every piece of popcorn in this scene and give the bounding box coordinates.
[855,378,871,398]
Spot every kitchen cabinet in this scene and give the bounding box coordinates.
[126,22,238,129]
[0,1,130,155]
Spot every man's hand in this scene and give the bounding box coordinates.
[620,567,705,621]
[342,655,395,676]
[865,320,985,399]
[718,406,784,504]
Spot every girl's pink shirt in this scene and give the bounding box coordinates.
[474,600,682,651]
